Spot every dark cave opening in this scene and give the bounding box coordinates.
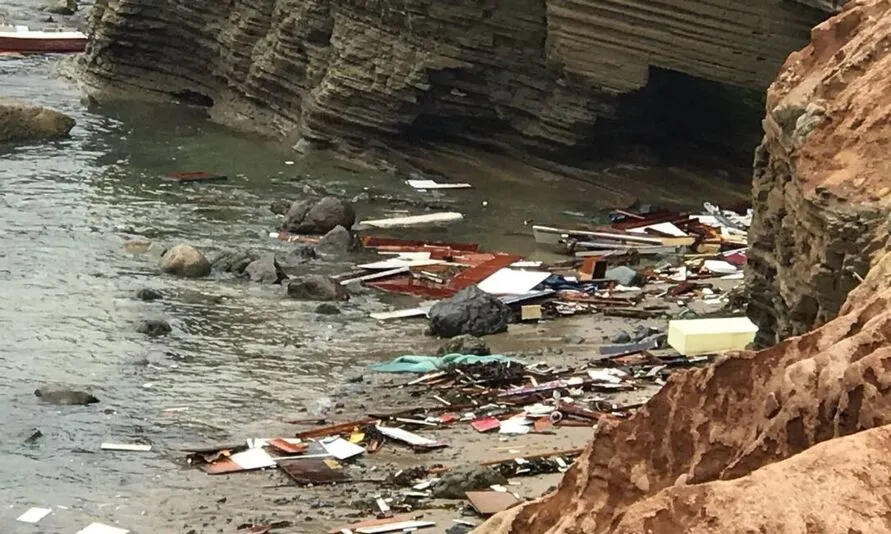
[592,66,767,167]
[172,90,215,108]
[400,65,766,179]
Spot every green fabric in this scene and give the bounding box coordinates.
[369,353,516,374]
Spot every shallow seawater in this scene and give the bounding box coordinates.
[0,30,749,534]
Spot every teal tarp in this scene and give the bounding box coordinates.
[369,353,516,374]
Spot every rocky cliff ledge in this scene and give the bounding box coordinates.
[747,0,891,344]
[477,2,891,532]
[80,0,829,163]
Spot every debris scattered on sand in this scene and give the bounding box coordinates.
[158,200,755,529]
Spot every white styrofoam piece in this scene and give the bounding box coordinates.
[370,307,429,321]
[407,179,471,190]
[523,403,555,417]
[321,437,365,460]
[667,317,758,356]
[587,368,628,384]
[100,443,152,452]
[669,266,687,282]
[376,426,442,447]
[477,268,551,295]
[511,260,543,268]
[17,507,52,524]
[499,418,531,435]
[75,523,130,534]
[703,260,738,274]
[613,285,642,292]
[229,447,276,470]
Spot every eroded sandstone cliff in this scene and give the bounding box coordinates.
[747,0,891,344]
[479,239,891,532]
[80,0,828,163]
[478,2,891,532]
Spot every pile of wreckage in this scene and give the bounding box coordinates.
[192,200,758,532]
[182,323,745,532]
[275,201,752,323]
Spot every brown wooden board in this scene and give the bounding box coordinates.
[279,458,348,485]
[165,171,227,182]
[294,419,375,440]
[465,491,521,515]
[448,254,524,290]
[267,439,307,455]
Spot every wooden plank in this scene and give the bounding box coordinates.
[356,212,463,230]
[532,225,664,245]
[466,491,521,515]
[360,236,479,252]
[479,448,586,466]
[295,419,376,440]
[367,278,457,299]
[407,179,471,189]
[339,267,409,285]
[279,458,348,485]
[268,439,308,455]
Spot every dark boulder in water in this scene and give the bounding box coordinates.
[137,319,172,336]
[281,197,356,235]
[35,388,99,405]
[287,275,347,301]
[135,288,163,301]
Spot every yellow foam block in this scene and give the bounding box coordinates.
[667,317,758,356]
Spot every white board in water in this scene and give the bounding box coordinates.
[477,268,551,295]
[356,212,463,229]
[358,256,446,270]
[407,179,471,190]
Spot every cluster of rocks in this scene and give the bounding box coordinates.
[125,197,357,340]
[134,194,526,343]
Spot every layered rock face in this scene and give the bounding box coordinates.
[747,0,891,345]
[478,2,891,532]
[80,0,827,161]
